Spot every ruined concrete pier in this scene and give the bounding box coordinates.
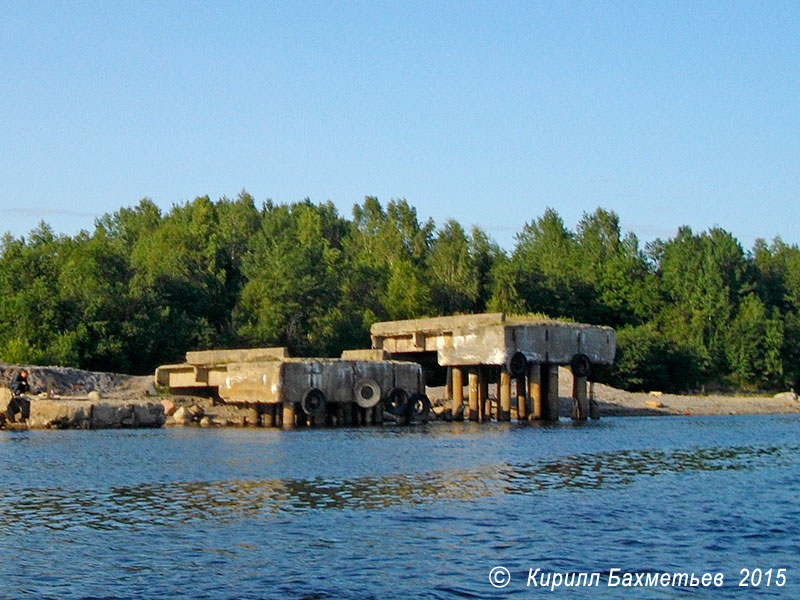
[369,313,615,422]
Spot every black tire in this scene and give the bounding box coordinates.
[570,353,591,378]
[383,388,409,416]
[410,393,431,421]
[301,388,327,417]
[509,351,528,377]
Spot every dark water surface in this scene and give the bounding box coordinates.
[1,415,798,599]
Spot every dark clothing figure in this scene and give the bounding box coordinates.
[10,371,30,396]
[6,370,31,423]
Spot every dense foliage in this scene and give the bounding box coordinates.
[2,194,798,393]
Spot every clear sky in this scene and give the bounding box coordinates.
[2,1,798,251]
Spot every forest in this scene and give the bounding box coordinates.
[1,193,798,393]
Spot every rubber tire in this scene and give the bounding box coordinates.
[354,378,381,408]
[301,388,327,417]
[383,388,409,416]
[409,393,431,421]
[570,353,591,378]
[509,351,528,377]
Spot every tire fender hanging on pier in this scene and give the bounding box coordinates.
[508,351,528,377]
[383,388,409,416]
[354,378,381,408]
[409,393,431,421]
[301,388,327,417]
[570,353,591,378]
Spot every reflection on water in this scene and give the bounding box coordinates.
[3,443,794,531]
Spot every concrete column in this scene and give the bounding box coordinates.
[451,367,464,420]
[516,377,527,421]
[262,404,275,428]
[373,403,383,425]
[528,362,542,420]
[572,375,589,421]
[547,365,560,422]
[247,406,260,427]
[499,367,511,422]
[589,381,600,420]
[281,402,296,430]
[478,367,489,422]
[445,367,453,403]
[468,368,479,422]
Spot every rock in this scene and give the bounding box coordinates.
[27,400,91,429]
[187,404,204,420]
[199,416,212,427]
[160,398,176,416]
[645,400,664,409]
[133,403,166,427]
[172,406,192,425]
[649,391,663,397]
[0,388,11,414]
[87,390,102,401]
[91,403,134,428]
[146,383,159,397]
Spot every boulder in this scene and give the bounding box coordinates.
[91,403,133,428]
[27,400,91,429]
[160,398,176,416]
[0,388,11,414]
[87,390,102,401]
[172,406,192,425]
[199,416,212,427]
[187,404,204,420]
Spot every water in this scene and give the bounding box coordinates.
[1,415,798,599]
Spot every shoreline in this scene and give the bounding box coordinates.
[2,364,799,430]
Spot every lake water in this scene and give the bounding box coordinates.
[1,415,798,599]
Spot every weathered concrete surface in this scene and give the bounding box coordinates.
[24,399,166,429]
[218,359,423,406]
[184,347,289,365]
[370,312,616,367]
[340,349,388,361]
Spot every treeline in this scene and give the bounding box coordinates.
[1,193,799,393]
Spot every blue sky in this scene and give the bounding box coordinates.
[2,1,798,251]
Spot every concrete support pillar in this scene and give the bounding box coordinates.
[478,367,489,422]
[344,402,354,426]
[589,381,600,420]
[528,362,542,420]
[445,367,453,403]
[451,367,464,420]
[499,367,511,422]
[516,377,527,421]
[373,404,383,425]
[282,402,296,430]
[262,404,275,428]
[540,364,559,422]
[571,374,588,421]
[547,365,560,422]
[247,406,260,427]
[468,368,479,422]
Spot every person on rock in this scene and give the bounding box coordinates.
[7,369,32,423]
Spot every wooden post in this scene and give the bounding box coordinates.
[451,367,464,421]
[572,374,588,421]
[499,367,511,422]
[468,368,479,421]
[516,376,527,421]
[281,402,296,430]
[478,367,489,422]
[529,362,542,420]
